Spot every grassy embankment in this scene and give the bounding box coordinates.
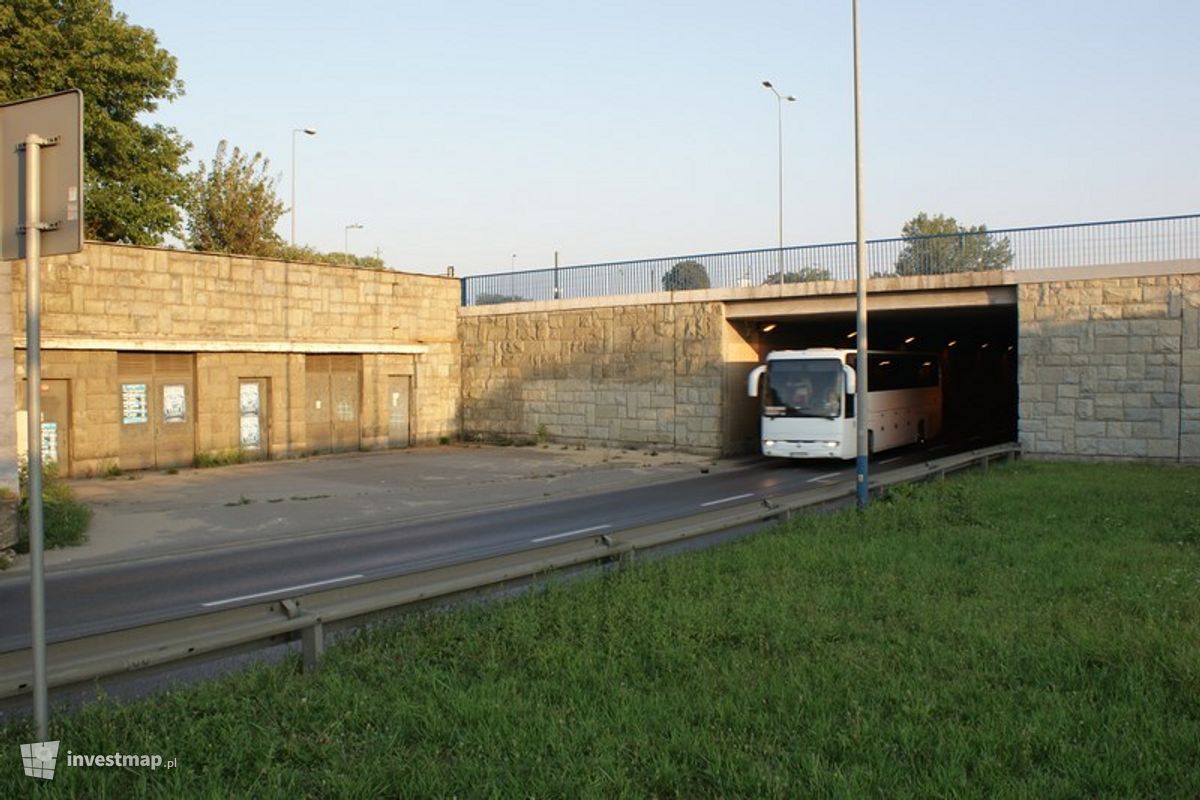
[2,461,1197,797]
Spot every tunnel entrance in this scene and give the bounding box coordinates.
[726,303,1018,454]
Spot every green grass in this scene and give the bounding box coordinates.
[2,461,1198,797]
[192,448,253,469]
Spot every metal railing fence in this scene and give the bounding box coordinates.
[462,214,1199,306]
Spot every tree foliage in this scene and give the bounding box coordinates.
[662,260,711,291]
[0,0,190,244]
[274,244,385,270]
[763,266,832,285]
[185,141,285,256]
[894,213,1014,275]
[475,293,527,305]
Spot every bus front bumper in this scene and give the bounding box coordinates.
[763,440,843,459]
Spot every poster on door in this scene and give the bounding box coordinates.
[239,383,260,415]
[162,384,187,423]
[121,383,148,424]
[40,422,58,463]
[239,383,261,449]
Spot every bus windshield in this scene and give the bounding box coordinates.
[764,358,843,418]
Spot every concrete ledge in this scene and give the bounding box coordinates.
[10,337,434,355]
[1001,259,1200,285]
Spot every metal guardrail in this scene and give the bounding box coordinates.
[462,214,1200,305]
[0,443,1020,700]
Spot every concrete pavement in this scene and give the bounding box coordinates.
[5,444,725,573]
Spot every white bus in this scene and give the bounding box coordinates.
[747,348,942,459]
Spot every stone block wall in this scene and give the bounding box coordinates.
[9,244,459,348]
[459,302,726,454]
[13,350,119,476]
[1018,275,1200,461]
[6,243,461,473]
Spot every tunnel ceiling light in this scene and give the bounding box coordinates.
[1007,345,1014,351]
[846,331,857,339]
[761,323,777,333]
[904,336,916,344]
[947,340,958,347]
[981,342,990,348]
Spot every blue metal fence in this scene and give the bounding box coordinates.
[461,213,1200,306]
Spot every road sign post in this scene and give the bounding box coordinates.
[1,89,84,741]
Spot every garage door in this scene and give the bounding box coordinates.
[306,355,360,453]
[118,353,196,470]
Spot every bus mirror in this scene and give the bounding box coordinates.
[747,365,766,398]
[843,364,856,395]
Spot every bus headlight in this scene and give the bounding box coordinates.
[764,440,776,447]
[824,441,838,447]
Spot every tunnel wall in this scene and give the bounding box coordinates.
[1018,274,1200,461]
[458,299,727,454]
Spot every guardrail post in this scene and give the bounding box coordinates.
[981,454,990,473]
[302,619,324,673]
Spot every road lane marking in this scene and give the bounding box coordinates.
[879,456,901,464]
[201,574,364,607]
[531,524,612,544]
[700,493,754,507]
[808,472,843,483]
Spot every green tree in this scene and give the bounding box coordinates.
[474,292,527,305]
[274,244,386,270]
[763,266,832,284]
[894,213,1013,275]
[0,0,190,244]
[185,141,285,256]
[662,260,711,291]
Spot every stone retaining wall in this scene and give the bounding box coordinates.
[459,302,726,454]
[1018,275,1200,461]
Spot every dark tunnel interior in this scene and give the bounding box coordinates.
[735,304,1019,446]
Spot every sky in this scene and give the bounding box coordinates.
[112,0,1199,276]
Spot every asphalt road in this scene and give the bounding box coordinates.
[0,438,998,652]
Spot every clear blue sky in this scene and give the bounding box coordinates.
[114,0,1199,275]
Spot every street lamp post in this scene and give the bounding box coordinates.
[852,0,870,510]
[762,81,796,293]
[291,127,316,247]
[344,223,363,264]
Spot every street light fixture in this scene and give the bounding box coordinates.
[291,127,316,247]
[762,80,796,293]
[344,223,363,264]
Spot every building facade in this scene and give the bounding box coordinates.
[4,243,460,481]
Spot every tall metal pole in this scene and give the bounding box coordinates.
[343,223,362,264]
[290,128,315,247]
[24,133,48,739]
[762,82,795,294]
[291,130,299,247]
[853,0,870,510]
[776,95,784,293]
